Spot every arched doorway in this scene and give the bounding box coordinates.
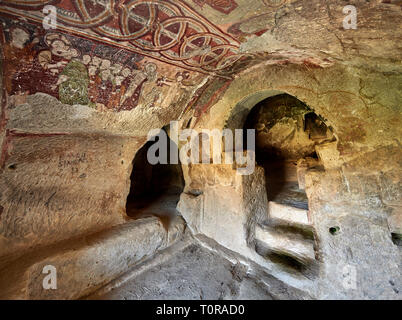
[241,94,335,274]
[244,93,335,210]
[126,128,185,226]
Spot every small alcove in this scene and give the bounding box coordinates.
[126,128,184,224]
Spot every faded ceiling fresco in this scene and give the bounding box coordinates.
[0,0,276,111]
[6,0,242,74]
[0,0,322,112]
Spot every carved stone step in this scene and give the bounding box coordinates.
[255,224,316,262]
[268,201,311,227]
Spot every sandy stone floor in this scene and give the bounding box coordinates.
[86,236,309,300]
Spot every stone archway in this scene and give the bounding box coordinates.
[243,93,335,210]
[126,128,185,226]
[240,93,336,275]
[178,64,352,284]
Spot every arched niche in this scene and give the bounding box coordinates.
[126,128,185,225]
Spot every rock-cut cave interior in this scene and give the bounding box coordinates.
[0,0,400,301]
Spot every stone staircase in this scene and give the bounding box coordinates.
[253,161,319,271]
[254,158,319,271]
[255,201,316,265]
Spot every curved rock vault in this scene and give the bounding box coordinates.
[0,0,400,300]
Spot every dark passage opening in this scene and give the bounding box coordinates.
[244,94,334,210]
[126,128,184,225]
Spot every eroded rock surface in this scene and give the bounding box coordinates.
[0,0,401,300]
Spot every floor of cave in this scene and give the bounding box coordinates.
[85,234,307,300]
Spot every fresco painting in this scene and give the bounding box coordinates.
[1,19,202,111]
[0,0,252,111]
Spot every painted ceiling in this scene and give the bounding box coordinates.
[0,0,293,112]
[0,0,288,76]
[1,1,399,113]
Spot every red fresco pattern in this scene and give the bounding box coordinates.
[0,0,243,76]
